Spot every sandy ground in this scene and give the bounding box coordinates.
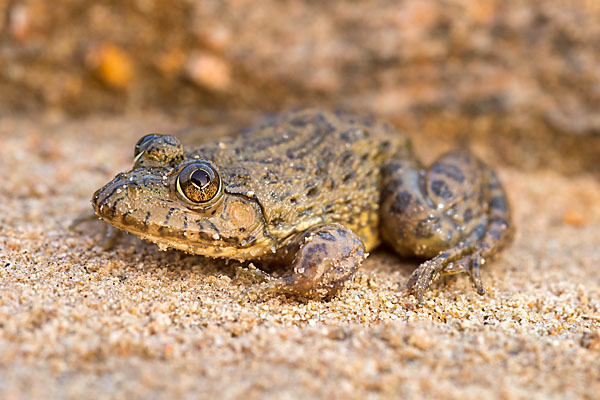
[1,113,599,399]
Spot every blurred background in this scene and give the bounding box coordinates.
[1,0,599,172]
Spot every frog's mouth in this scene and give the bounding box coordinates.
[92,168,273,260]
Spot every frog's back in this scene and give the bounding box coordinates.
[191,109,410,250]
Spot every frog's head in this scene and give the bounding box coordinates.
[92,134,273,260]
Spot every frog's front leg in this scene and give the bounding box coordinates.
[260,223,366,299]
[380,150,513,302]
[70,209,123,250]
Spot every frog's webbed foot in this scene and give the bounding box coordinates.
[405,202,512,303]
[406,240,486,303]
[256,223,366,300]
[70,209,122,250]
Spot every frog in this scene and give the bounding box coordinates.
[91,109,513,301]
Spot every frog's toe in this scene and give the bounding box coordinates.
[273,223,366,299]
[405,259,438,303]
[405,245,488,302]
[467,252,486,295]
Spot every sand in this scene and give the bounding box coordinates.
[1,113,599,399]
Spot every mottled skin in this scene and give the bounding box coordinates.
[92,110,513,300]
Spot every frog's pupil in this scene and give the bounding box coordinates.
[190,168,211,188]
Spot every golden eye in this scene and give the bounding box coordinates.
[134,134,162,162]
[176,162,222,204]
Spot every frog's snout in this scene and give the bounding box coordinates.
[92,168,168,228]
[93,176,125,221]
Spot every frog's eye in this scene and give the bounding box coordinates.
[176,162,222,204]
[134,134,162,162]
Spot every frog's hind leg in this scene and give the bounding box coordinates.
[380,150,512,302]
[407,171,512,300]
[257,223,366,299]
